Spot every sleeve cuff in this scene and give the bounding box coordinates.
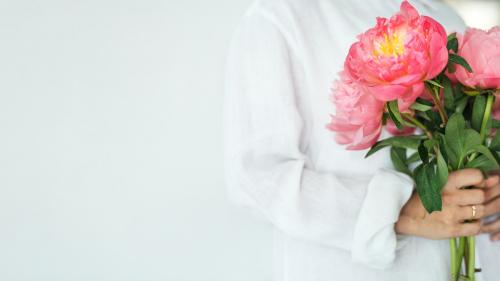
[351,168,414,269]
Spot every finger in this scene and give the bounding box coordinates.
[485,183,500,202]
[453,221,481,237]
[481,219,500,233]
[490,232,500,242]
[457,205,485,221]
[484,197,500,217]
[445,169,484,191]
[476,175,500,188]
[444,189,486,206]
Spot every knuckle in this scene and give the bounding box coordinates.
[445,174,456,188]
[476,205,485,218]
[458,169,484,185]
[475,190,486,203]
[464,224,481,236]
[449,225,461,237]
[467,169,484,181]
[485,189,496,201]
[442,194,454,204]
[443,211,456,225]
[471,224,481,235]
[468,190,486,204]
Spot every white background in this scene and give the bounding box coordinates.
[0,0,272,280]
[0,0,498,281]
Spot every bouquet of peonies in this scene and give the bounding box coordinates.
[326,1,500,280]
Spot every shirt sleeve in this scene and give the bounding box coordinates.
[223,11,415,269]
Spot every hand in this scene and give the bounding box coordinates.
[396,169,499,239]
[479,171,500,241]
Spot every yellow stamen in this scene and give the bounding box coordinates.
[373,32,405,57]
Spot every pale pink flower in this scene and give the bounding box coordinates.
[344,1,448,109]
[326,74,385,150]
[454,27,500,90]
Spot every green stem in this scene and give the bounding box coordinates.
[402,113,433,139]
[468,236,476,281]
[480,94,494,141]
[428,84,448,125]
[461,96,490,281]
[450,238,458,281]
[464,237,470,274]
[457,237,466,276]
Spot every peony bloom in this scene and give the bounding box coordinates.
[344,1,448,109]
[453,27,500,90]
[326,73,385,150]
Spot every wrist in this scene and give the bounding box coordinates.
[395,191,424,236]
[395,214,418,235]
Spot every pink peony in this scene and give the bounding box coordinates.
[344,1,448,109]
[454,27,500,90]
[326,73,385,150]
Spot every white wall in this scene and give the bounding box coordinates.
[0,1,272,281]
[445,0,500,29]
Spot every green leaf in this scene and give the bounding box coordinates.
[437,150,449,187]
[467,145,500,168]
[387,100,404,130]
[471,95,487,132]
[489,147,500,166]
[454,96,469,114]
[407,152,421,164]
[425,80,444,89]
[411,103,433,112]
[463,89,482,96]
[453,83,465,99]
[365,135,425,158]
[411,99,434,112]
[445,113,468,169]
[416,111,432,122]
[491,130,500,150]
[447,32,457,41]
[444,114,483,169]
[465,155,497,171]
[442,76,455,111]
[418,141,429,164]
[447,37,459,53]
[415,163,443,213]
[464,129,482,150]
[493,119,500,129]
[448,63,457,74]
[418,110,444,132]
[436,132,449,161]
[390,147,412,176]
[449,53,473,73]
[416,97,434,107]
[382,112,389,126]
[424,139,438,151]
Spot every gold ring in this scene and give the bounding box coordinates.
[472,205,477,218]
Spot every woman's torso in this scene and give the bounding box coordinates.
[243,0,500,280]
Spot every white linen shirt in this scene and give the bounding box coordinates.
[223,0,500,280]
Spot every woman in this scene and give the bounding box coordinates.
[223,0,500,280]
